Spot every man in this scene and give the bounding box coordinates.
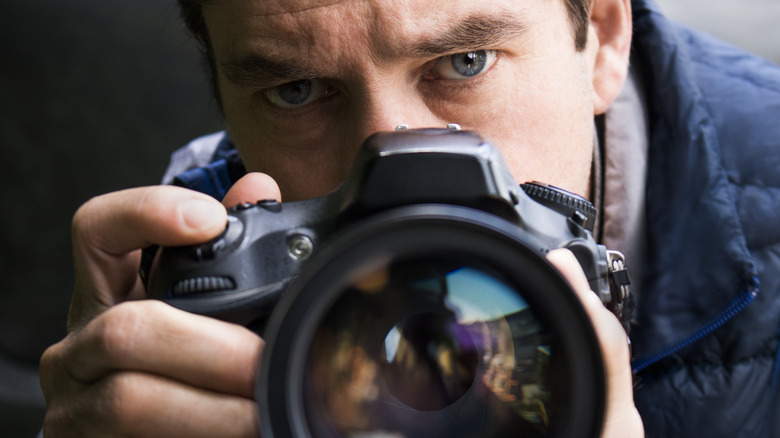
[39,0,780,437]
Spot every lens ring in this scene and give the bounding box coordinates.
[257,205,605,438]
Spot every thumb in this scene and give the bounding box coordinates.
[222,172,282,207]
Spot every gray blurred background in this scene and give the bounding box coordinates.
[0,1,222,436]
[0,0,777,436]
[656,0,780,64]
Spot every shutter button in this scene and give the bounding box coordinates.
[194,215,245,261]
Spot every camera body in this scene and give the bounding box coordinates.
[147,128,629,331]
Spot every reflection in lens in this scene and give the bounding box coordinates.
[380,312,478,411]
[305,257,554,438]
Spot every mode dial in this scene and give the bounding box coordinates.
[521,182,597,231]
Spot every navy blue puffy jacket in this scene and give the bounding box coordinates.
[627,1,780,436]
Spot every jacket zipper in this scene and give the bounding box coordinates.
[631,276,760,373]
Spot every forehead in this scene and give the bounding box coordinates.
[203,0,541,61]
[207,0,522,25]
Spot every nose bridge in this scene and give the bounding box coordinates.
[347,75,445,143]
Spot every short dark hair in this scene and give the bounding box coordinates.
[178,0,210,56]
[563,0,592,51]
[177,0,593,107]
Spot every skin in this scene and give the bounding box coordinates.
[40,0,642,436]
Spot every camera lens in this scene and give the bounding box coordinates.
[258,205,605,438]
[304,257,553,437]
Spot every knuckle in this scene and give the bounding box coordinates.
[40,361,156,437]
[92,300,170,363]
[40,371,92,437]
[39,342,60,374]
[39,343,64,394]
[132,187,167,221]
[93,302,147,363]
[101,372,148,431]
[71,194,108,241]
[42,403,96,438]
[135,185,200,227]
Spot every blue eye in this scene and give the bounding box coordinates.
[433,50,498,80]
[264,79,333,108]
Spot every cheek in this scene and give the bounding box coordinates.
[226,109,359,200]
[472,55,595,196]
[219,78,354,200]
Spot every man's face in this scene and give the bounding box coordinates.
[203,0,601,201]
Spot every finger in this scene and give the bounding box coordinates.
[43,371,259,438]
[70,186,226,329]
[74,186,227,255]
[61,300,263,399]
[546,249,629,363]
[222,172,282,207]
[546,249,639,426]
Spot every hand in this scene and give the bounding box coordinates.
[40,176,280,437]
[547,249,644,438]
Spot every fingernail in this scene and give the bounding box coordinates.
[181,199,224,231]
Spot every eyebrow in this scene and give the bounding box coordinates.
[221,55,320,89]
[404,13,528,58]
[220,12,528,88]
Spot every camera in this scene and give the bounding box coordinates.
[148,127,631,438]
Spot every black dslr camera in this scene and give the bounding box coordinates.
[148,128,630,438]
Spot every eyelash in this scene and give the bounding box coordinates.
[262,79,337,109]
[426,50,500,81]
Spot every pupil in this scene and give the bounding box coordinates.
[452,51,487,77]
[279,80,312,105]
